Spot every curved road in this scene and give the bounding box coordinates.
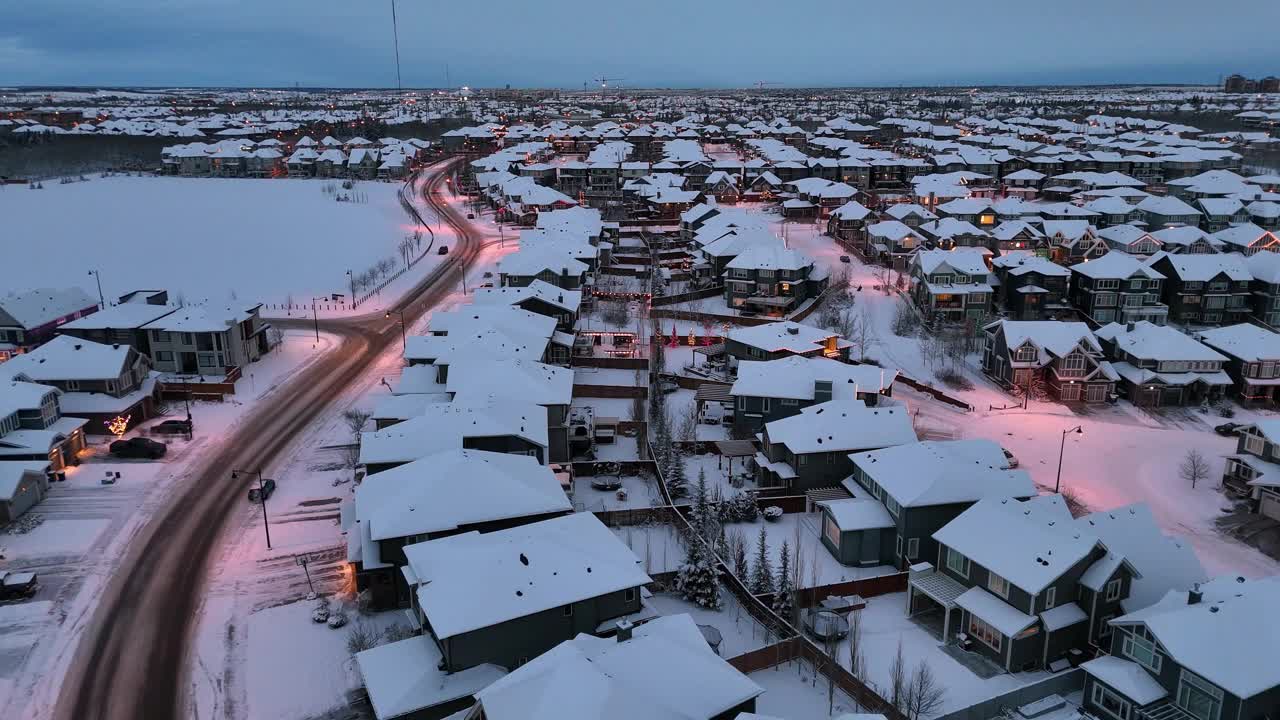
[52,158,483,720]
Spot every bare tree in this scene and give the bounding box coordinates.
[1180,448,1210,490]
[342,409,372,440]
[874,264,895,295]
[892,301,920,337]
[903,660,946,720]
[889,637,908,713]
[848,604,868,682]
[845,306,875,361]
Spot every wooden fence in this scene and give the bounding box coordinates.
[650,286,726,307]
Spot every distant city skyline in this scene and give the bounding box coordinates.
[5,0,1278,89]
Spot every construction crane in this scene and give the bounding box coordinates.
[594,76,625,90]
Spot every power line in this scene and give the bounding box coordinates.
[391,0,402,92]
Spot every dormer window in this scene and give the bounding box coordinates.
[1015,345,1037,362]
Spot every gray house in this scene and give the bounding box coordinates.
[401,512,651,673]
[0,460,51,523]
[827,439,1034,570]
[755,400,916,492]
[729,356,897,434]
[1082,576,1280,720]
[144,304,271,376]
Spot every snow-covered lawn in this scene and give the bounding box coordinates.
[648,590,778,659]
[0,175,431,313]
[573,473,663,511]
[750,661,866,718]
[1,329,341,720]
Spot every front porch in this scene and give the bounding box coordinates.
[906,562,968,643]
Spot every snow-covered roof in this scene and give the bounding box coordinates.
[474,613,762,720]
[1149,251,1250,282]
[0,461,50,498]
[727,322,846,354]
[955,586,1037,636]
[1081,656,1168,705]
[1096,321,1228,362]
[724,243,814,272]
[471,279,582,314]
[848,439,1034,509]
[60,302,179,330]
[359,400,549,467]
[991,252,1071,278]
[912,248,990,276]
[0,335,134,382]
[142,304,257,333]
[731,356,896,401]
[1197,323,1280,362]
[1074,503,1206,611]
[1212,223,1276,250]
[819,495,895,532]
[991,320,1102,360]
[1069,252,1164,280]
[404,512,651,640]
[934,495,1098,595]
[0,287,97,330]
[356,635,506,720]
[765,400,916,456]
[1112,575,1280,698]
[447,358,573,408]
[354,449,570,541]
[1138,194,1201,217]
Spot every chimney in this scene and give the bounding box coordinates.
[615,619,634,642]
[1188,584,1203,605]
[1126,322,1135,332]
[786,325,800,335]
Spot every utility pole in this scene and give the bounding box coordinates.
[88,269,105,309]
[347,269,356,309]
[390,0,402,93]
[312,298,320,342]
[233,469,272,549]
[1055,426,1084,494]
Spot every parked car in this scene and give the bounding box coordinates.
[1215,422,1244,436]
[0,571,39,600]
[839,255,851,263]
[247,478,277,503]
[1002,448,1019,469]
[438,245,449,255]
[109,437,167,459]
[151,418,193,435]
[466,212,475,219]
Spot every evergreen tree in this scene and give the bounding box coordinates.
[749,524,774,595]
[675,517,722,610]
[772,540,794,621]
[689,468,713,541]
[733,534,749,579]
[715,525,730,565]
[667,448,689,499]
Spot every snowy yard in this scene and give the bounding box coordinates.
[750,661,867,718]
[648,590,779,659]
[573,473,663,511]
[0,175,430,312]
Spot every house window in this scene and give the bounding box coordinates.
[562,604,574,617]
[153,330,171,342]
[968,614,1002,652]
[1043,586,1057,610]
[1091,682,1132,720]
[761,398,771,413]
[781,398,798,406]
[906,537,919,559]
[1015,345,1037,362]
[1177,670,1223,720]
[1099,614,1115,637]
[1244,433,1265,456]
[946,547,969,578]
[1105,578,1123,602]
[988,571,1011,599]
[883,494,901,517]
[623,588,636,603]
[824,514,841,547]
[1122,631,1162,672]
[1096,279,1119,290]
[157,351,174,362]
[1095,293,1117,307]
[1060,353,1086,374]
[197,352,217,367]
[65,380,80,391]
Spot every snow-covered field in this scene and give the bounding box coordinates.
[0,175,422,312]
[1,329,340,720]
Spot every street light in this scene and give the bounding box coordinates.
[1055,426,1084,494]
[87,269,105,309]
[232,469,272,549]
[385,309,406,349]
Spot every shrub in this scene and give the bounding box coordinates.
[936,368,974,391]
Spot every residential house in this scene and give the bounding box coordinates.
[144,304,271,377]
[1222,420,1280,505]
[982,320,1116,403]
[1152,227,1221,255]
[0,335,159,433]
[911,496,1137,672]
[0,460,50,523]
[724,322,850,367]
[1044,221,1108,265]
[755,400,916,492]
[497,248,589,290]
[401,512,651,672]
[1094,321,1231,406]
[1098,226,1162,257]
[722,243,827,316]
[471,280,581,332]
[347,449,572,609]
[1197,324,1280,404]
[829,440,1033,569]
[908,248,993,324]
[827,201,874,250]
[59,290,178,357]
[991,253,1072,320]
[1198,198,1250,231]
[1139,195,1202,228]
[918,218,991,250]
[865,221,926,268]
[359,399,550,474]
[1081,576,1280,720]
[1212,224,1280,256]
[1147,253,1252,325]
[0,378,87,471]
[729,356,896,434]
[1246,251,1280,326]
[1069,253,1169,326]
[0,287,99,360]
[462,614,764,720]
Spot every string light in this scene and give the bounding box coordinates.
[105,415,131,438]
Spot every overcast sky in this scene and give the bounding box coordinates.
[5,0,1278,89]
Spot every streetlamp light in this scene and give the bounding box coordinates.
[1055,426,1084,494]
[232,469,272,549]
[346,269,356,309]
[385,310,406,349]
[87,269,105,309]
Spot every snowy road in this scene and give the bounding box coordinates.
[49,158,484,720]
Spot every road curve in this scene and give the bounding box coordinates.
[51,158,482,720]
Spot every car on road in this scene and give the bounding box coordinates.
[1215,422,1245,436]
[839,255,851,263]
[248,478,277,503]
[150,418,193,435]
[0,571,39,601]
[109,437,167,459]
[438,245,449,255]
[466,212,475,219]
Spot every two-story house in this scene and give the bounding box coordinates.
[729,356,897,434]
[1082,576,1280,720]
[471,280,582,333]
[982,320,1116,403]
[724,322,850,367]
[497,249,589,290]
[910,495,1138,673]
[1197,324,1280,405]
[359,400,551,474]
[1147,253,1253,325]
[1095,321,1231,406]
[1151,227,1221,255]
[0,378,87,471]
[826,440,1034,570]
[0,287,99,361]
[347,448,572,609]
[1212,224,1280,256]
[827,200,874,250]
[401,512,651,673]
[722,243,826,316]
[0,335,159,432]
[1246,252,1280,327]
[1222,420,1280,522]
[1138,195,1202,228]
[58,290,178,358]
[909,248,994,324]
[1069,253,1169,326]
[1098,225,1162,257]
[991,253,1073,320]
[755,400,915,492]
[143,304,271,378]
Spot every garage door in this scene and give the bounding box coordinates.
[1261,491,1280,521]
[1086,384,1107,403]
